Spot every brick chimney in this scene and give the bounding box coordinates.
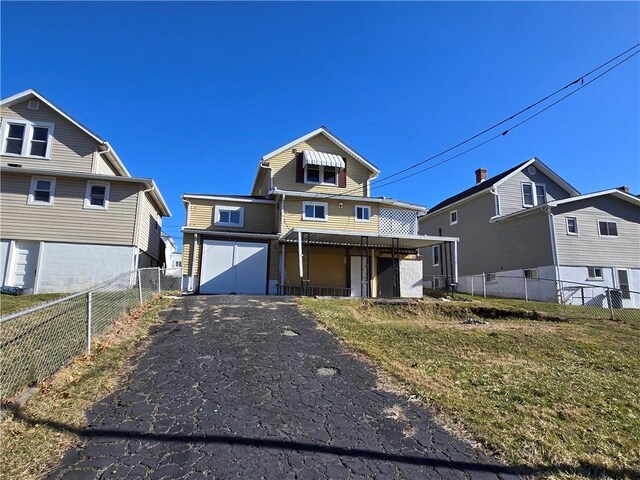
[618,185,630,193]
[475,168,487,185]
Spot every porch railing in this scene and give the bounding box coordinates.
[278,285,352,297]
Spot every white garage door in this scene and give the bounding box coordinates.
[200,240,268,295]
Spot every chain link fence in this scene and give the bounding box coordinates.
[0,267,181,400]
[425,274,640,326]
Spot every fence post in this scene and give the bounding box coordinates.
[157,267,161,293]
[471,276,474,296]
[482,273,486,298]
[137,270,143,304]
[607,287,615,321]
[524,276,528,302]
[87,290,93,354]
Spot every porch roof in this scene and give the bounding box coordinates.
[280,227,458,249]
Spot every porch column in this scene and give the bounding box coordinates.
[452,240,459,283]
[297,231,304,281]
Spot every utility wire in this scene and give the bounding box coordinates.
[368,48,640,193]
[312,42,640,200]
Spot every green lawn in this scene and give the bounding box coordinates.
[301,297,640,479]
[0,293,65,317]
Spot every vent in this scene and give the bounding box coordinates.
[527,165,537,175]
[7,163,23,168]
[28,100,40,110]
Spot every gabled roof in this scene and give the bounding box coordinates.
[425,157,581,215]
[548,188,640,207]
[0,89,130,177]
[260,127,380,173]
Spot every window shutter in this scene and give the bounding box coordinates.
[338,158,347,188]
[295,152,304,183]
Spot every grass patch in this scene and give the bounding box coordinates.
[301,298,640,479]
[1,293,65,316]
[0,295,175,480]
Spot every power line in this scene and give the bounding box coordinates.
[312,42,640,200]
[368,48,640,193]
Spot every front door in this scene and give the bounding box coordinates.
[377,257,396,298]
[617,269,630,300]
[11,241,39,291]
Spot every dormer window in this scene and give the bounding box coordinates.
[1,118,54,159]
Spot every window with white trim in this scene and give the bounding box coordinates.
[214,205,244,227]
[1,118,54,159]
[566,217,578,235]
[521,182,546,207]
[84,181,110,210]
[302,201,328,221]
[355,205,371,222]
[587,267,603,280]
[28,176,55,206]
[450,210,458,225]
[304,165,338,185]
[598,221,618,237]
[432,245,440,266]
[524,268,538,279]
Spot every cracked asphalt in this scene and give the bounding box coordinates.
[46,295,518,479]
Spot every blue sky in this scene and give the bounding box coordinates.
[2,2,639,248]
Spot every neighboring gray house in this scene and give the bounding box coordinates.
[0,89,171,294]
[419,158,640,306]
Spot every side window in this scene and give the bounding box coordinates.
[215,206,244,227]
[432,245,440,266]
[303,202,328,221]
[450,210,458,225]
[28,176,56,206]
[566,217,578,235]
[1,119,54,159]
[355,205,371,222]
[84,182,110,210]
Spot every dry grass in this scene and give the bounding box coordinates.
[300,298,640,480]
[0,293,65,316]
[0,295,175,480]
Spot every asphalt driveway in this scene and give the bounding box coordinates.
[46,295,516,479]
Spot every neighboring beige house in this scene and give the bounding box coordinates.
[0,89,171,293]
[181,127,456,297]
[420,158,640,306]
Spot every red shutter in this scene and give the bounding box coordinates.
[295,152,304,183]
[338,158,347,188]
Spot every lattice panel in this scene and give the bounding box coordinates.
[379,208,418,235]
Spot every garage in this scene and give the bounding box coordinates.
[199,239,268,294]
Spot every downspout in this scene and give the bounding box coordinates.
[97,144,125,177]
[490,187,501,217]
[258,162,272,196]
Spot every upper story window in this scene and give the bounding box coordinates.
[84,182,110,210]
[303,201,328,221]
[450,210,458,225]
[304,165,338,185]
[598,220,618,237]
[215,205,244,227]
[355,205,371,222]
[522,182,546,207]
[28,176,55,206]
[566,217,578,235]
[1,118,54,159]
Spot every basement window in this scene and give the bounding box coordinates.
[587,267,603,280]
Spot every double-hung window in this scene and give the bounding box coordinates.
[28,176,55,206]
[598,221,618,237]
[566,217,578,235]
[432,245,440,266]
[214,205,244,227]
[522,182,546,207]
[450,210,458,225]
[304,165,338,185]
[84,182,110,210]
[587,267,603,280]
[355,205,371,222]
[303,201,328,221]
[1,119,54,159]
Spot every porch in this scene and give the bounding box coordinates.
[278,228,458,298]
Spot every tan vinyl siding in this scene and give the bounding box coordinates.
[95,155,118,175]
[182,233,194,275]
[1,100,99,173]
[186,199,276,233]
[268,134,373,196]
[282,198,380,233]
[137,193,162,261]
[553,196,640,268]
[0,172,138,245]
[420,191,553,276]
[498,168,572,216]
